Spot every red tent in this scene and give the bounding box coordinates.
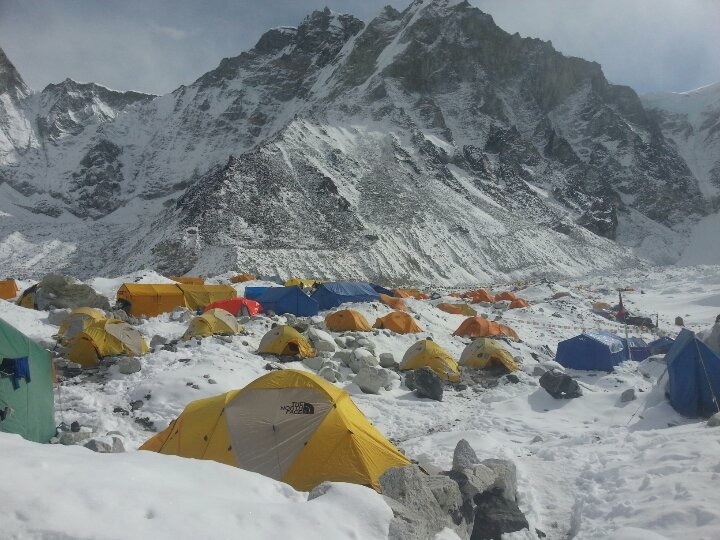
[203,297,262,317]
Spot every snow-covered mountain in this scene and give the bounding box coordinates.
[0,0,714,282]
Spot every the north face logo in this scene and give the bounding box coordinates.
[280,402,314,414]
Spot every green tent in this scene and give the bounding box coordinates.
[0,317,56,443]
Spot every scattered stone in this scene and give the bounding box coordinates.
[57,430,94,445]
[130,400,144,411]
[539,370,582,399]
[405,371,417,391]
[354,366,393,394]
[470,487,529,539]
[356,337,376,351]
[47,308,71,326]
[191,384,200,390]
[412,367,443,401]
[332,350,353,366]
[118,357,142,375]
[84,436,125,453]
[34,274,110,311]
[264,362,284,371]
[318,365,338,383]
[292,322,310,333]
[70,421,80,433]
[170,308,194,323]
[134,417,155,431]
[532,365,548,376]
[345,336,357,348]
[113,407,129,416]
[675,316,684,326]
[334,337,346,348]
[177,357,191,363]
[349,347,379,373]
[162,343,178,352]
[620,388,636,402]
[216,335,233,343]
[379,352,398,369]
[111,309,129,322]
[237,316,251,325]
[207,378,217,384]
[531,435,543,444]
[447,464,496,523]
[302,356,325,371]
[307,328,336,353]
[504,374,520,384]
[426,475,464,526]
[707,412,720,427]
[452,439,479,472]
[481,459,518,502]
[150,335,168,349]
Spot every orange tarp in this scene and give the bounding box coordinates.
[453,317,519,341]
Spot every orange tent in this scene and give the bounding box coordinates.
[393,289,429,300]
[437,303,477,317]
[0,279,19,300]
[373,312,423,334]
[453,317,519,341]
[508,299,529,309]
[325,309,372,332]
[379,294,407,312]
[170,276,205,285]
[494,291,517,302]
[230,273,256,283]
[392,289,412,298]
[462,289,495,303]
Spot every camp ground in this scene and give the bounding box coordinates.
[2,265,720,540]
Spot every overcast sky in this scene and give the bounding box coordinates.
[0,0,718,96]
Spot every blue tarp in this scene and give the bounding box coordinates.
[555,331,627,371]
[311,282,380,310]
[622,337,651,361]
[666,329,720,417]
[370,284,395,297]
[256,286,319,317]
[648,336,675,355]
[244,287,271,302]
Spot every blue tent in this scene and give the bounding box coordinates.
[648,336,675,355]
[555,331,627,371]
[256,286,319,317]
[665,329,720,417]
[311,282,380,310]
[370,284,395,297]
[244,287,271,302]
[623,337,651,361]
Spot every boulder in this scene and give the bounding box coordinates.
[34,274,110,311]
[452,439,480,472]
[349,347,379,373]
[292,322,310,333]
[620,388,636,402]
[111,309,129,322]
[170,308,194,322]
[404,371,417,391]
[318,365,339,383]
[56,430,94,445]
[285,314,298,326]
[492,301,510,311]
[426,475,464,526]
[356,337,376,351]
[481,459,517,502]
[84,436,125,453]
[675,316,684,326]
[379,352,398,369]
[532,365,548,376]
[47,308,71,326]
[707,412,720,427]
[332,350,354,366]
[551,291,571,299]
[149,335,168,349]
[307,328,336,353]
[118,357,142,375]
[302,356,325,371]
[447,464,496,524]
[354,366,393,394]
[412,367,444,401]
[470,487,529,539]
[334,337,346,348]
[539,370,582,399]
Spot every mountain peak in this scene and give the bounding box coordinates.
[0,47,30,99]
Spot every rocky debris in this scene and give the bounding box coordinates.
[55,430,95,445]
[379,352,398,369]
[150,335,168,349]
[111,309,129,322]
[134,416,155,431]
[470,487,529,539]
[264,362,284,371]
[539,370,582,399]
[84,436,125,453]
[162,341,178,352]
[531,365,548,376]
[355,337,376,351]
[481,459,518,502]
[170,308,194,323]
[130,400,144,411]
[354,366,393,394]
[70,421,80,432]
[118,357,142,375]
[318,365,339,382]
[306,328,336,353]
[707,412,720,427]
[452,439,479,471]
[426,475,464,526]
[302,356,325,371]
[503,374,520,384]
[492,300,510,311]
[34,274,110,311]
[407,367,443,401]
[620,388,637,402]
[447,464,497,524]
[47,308,71,326]
[348,347,379,373]
[551,291,571,299]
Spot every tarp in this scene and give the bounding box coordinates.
[555,332,627,371]
[117,283,187,317]
[370,284,395,297]
[244,287,271,301]
[140,369,410,492]
[648,336,675,355]
[666,329,720,417]
[0,317,56,443]
[311,282,379,310]
[257,287,319,317]
[177,284,237,310]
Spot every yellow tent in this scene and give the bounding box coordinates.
[459,338,518,372]
[16,284,38,309]
[325,309,372,332]
[0,279,19,300]
[177,284,237,310]
[230,273,256,283]
[68,319,149,368]
[284,278,322,289]
[56,307,107,344]
[373,311,423,334]
[400,339,460,381]
[183,308,241,341]
[258,325,315,358]
[140,369,410,492]
[170,276,205,285]
[117,283,187,317]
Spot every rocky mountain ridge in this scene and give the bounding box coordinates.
[0,0,714,283]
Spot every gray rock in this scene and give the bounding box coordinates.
[481,459,518,502]
[111,309,129,322]
[216,335,233,343]
[292,322,310,333]
[307,327,336,353]
[354,366,393,394]
[118,357,142,375]
[356,337,376,351]
[130,400,143,411]
[413,367,443,401]
[675,316,684,326]
[447,464,496,524]
[349,347,379,373]
[532,365,548,376]
[452,439,479,472]
[470,487,529,539]
[333,350,353,366]
[539,370,582,399]
[707,412,720,427]
[237,316,251,324]
[405,371,417,391]
[150,334,168,349]
[302,356,325,371]
[307,481,333,501]
[344,337,357,348]
[620,388,636,402]
[208,379,217,384]
[334,337,346,348]
[379,352,398,369]
[426,475,463,526]
[47,308,71,326]
[170,308,194,323]
[34,274,110,311]
[57,430,94,445]
[318,365,338,383]
[531,435,543,444]
[285,314,298,326]
[84,436,125,453]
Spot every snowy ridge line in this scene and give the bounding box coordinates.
[507,317,658,336]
